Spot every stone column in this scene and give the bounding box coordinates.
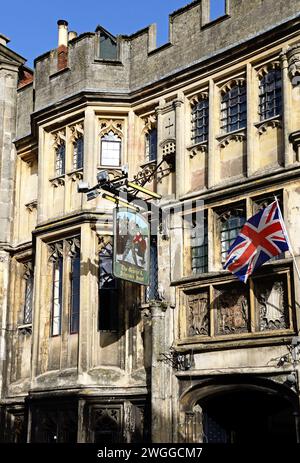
[78,223,98,377]
[246,63,255,177]
[150,301,171,443]
[280,50,294,167]
[208,79,216,188]
[0,251,9,398]
[174,93,184,199]
[83,107,96,195]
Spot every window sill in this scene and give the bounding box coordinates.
[175,329,295,351]
[18,323,32,335]
[171,257,292,286]
[94,58,123,66]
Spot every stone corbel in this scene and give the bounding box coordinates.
[187,142,208,158]
[255,118,282,135]
[68,170,84,182]
[289,130,300,160]
[218,131,246,148]
[256,61,281,80]
[189,91,208,107]
[18,324,32,335]
[220,77,246,95]
[49,176,65,187]
[25,200,38,212]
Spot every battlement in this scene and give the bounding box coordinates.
[14,0,300,119]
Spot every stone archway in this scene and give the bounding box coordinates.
[179,376,299,443]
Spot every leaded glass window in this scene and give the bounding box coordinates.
[259,69,282,121]
[220,209,245,262]
[146,237,158,302]
[73,136,84,170]
[99,240,118,331]
[191,98,209,144]
[221,84,247,133]
[145,128,157,162]
[99,31,118,60]
[51,256,63,336]
[70,248,80,334]
[55,142,65,176]
[24,271,33,324]
[191,214,208,274]
[100,131,121,167]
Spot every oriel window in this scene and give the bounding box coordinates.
[221,84,247,133]
[73,136,84,170]
[100,131,121,167]
[259,69,282,121]
[191,98,209,144]
[55,142,65,176]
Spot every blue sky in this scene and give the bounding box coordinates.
[0,0,225,68]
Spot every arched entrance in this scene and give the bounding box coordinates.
[179,376,299,443]
[201,389,296,443]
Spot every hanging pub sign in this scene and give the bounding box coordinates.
[113,208,150,285]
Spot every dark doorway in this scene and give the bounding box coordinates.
[201,389,296,443]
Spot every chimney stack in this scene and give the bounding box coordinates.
[68,31,77,42]
[57,20,68,47]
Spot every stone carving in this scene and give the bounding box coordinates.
[69,122,84,143]
[256,118,282,135]
[66,236,80,258]
[219,132,246,148]
[186,292,209,336]
[187,143,207,158]
[99,119,124,138]
[142,114,156,134]
[220,77,246,95]
[23,261,33,279]
[286,43,300,80]
[256,278,288,331]
[49,176,65,187]
[68,170,83,182]
[48,241,63,262]
[190,91,208,107]
[52,130,66,149]
[215,284,249,334]
[25,200,38,212]
[257,61,281,79]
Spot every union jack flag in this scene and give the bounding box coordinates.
[223,201,289,283]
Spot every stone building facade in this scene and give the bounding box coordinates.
[1,0,300,443]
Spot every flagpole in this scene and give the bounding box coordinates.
[274,196,300,281]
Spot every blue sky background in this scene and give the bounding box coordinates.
[0,0,225,68]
